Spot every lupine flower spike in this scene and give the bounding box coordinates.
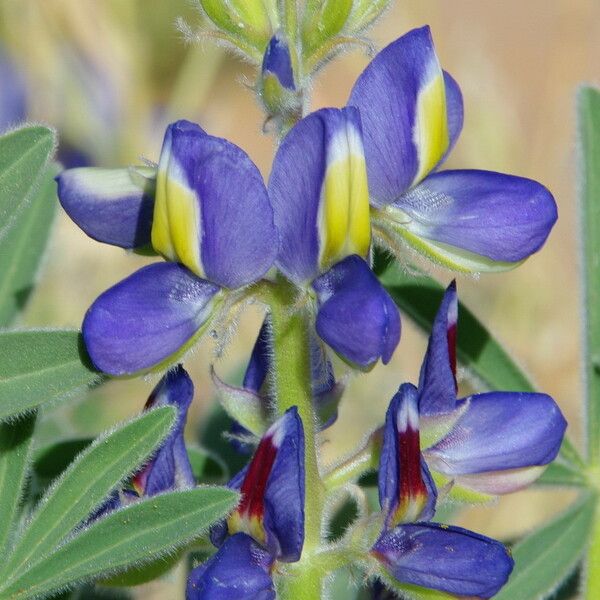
[57,120,278,375]
[415,281,567,499]
[187,407,305,599]
[371,385,514,598]
[94,365,195,517]
[348,26,557,272]
[270,108,401,368]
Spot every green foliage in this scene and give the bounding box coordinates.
[1,406,177,582]
[33,438,94,485]
[494,494,596,600]
[187,444,228,483]
[535,461,587,488]
[0,330,103,420]
[0,164,58,325]
[0,125,56,241]
[579,85,600,466]
[0,486,238,599]
[0,413,36,556]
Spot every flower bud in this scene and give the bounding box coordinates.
[199,0,272,51]
[259,34,302,126]
[301,0,353,55]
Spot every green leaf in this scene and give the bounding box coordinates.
[0,164,58,326]
[98,551,184,587]
[33,438,93,482]
[494,494,596,600]
[1,486,238,599]
[579,86,600,465]
[380,266,584,468]
[0,125,55,240]
[0,329,104,420]
[0,413,36,556]
[535,461,587,488]
[1,406,177,581]
[187,444,228,484]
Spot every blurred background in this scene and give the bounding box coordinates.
[1,0,598,597]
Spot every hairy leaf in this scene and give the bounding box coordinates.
[0,329,103,420]
[1,486,238,599]
[0,413,36,556]
[579,86,600,466]
[2,406,176,581]
[0,164,58,325]
[494,494,595,600]
[0,125,55,240]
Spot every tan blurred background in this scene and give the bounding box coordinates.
[1,0,598,597]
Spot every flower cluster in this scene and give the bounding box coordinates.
[56,15,563,600]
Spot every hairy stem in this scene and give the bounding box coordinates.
[267,278,324,553]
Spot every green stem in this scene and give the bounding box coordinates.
[277,548,356,599]
[277,565,323,600]
[585,493,600,599]
[267,279,324,553]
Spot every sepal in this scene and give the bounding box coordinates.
[301,0,353,55]
[211,366,270,438]
[198,0,272,52]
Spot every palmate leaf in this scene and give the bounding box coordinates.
[494,494,596,600]
[379,264,584,469]
[0,330,103,420]
[0,163,58,326]
[0,413,36,556]
[0,125,56,240]
[0,486,238,599]
[1,406,176,583]
[579,86,600,466]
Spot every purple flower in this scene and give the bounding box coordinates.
[57,120,278,375]
[372,386,514,598]
[262,34,295,91]
[348,26,557,272]
[270,108,401,368]
[187,408,304,599]
[186,533,276,600]
[415,281,567,496]
[93,365,195,517]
